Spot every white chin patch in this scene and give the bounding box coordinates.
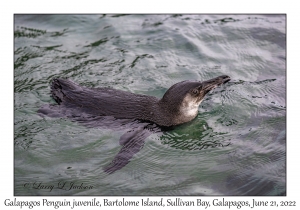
[184,106,198,117]
[181,99,203,117]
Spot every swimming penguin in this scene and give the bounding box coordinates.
[39,75,230,173]
[49,75,230,127]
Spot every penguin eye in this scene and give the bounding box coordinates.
[192,89,199,95]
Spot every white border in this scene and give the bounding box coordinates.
[2,0,298,209]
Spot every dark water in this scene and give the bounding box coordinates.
[14,14,286,196]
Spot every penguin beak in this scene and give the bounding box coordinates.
[201,75,231,92]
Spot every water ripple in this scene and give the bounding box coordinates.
[14,14,286,196]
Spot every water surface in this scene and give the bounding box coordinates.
[14,14,286,195]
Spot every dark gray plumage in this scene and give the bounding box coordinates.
[49,75,230,127]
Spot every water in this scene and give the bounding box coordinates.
[14,14,286,196]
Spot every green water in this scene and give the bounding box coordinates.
[14,14,286,195]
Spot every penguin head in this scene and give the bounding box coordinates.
[159,75,230,124]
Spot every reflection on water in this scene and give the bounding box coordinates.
[14,14,285,196]
[160,119,231,151]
